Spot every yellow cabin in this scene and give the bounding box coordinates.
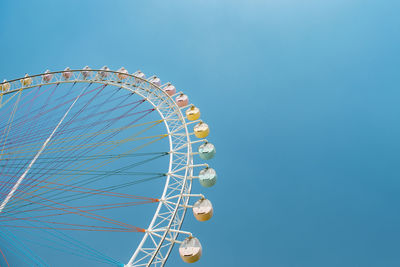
[194,122,209,138]
[21,74,32,87]
[193,198,213,222]
[1,80,10,91]
[179,237,202,263]
[186,106,200,121]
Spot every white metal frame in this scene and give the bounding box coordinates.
[0,69,204,266]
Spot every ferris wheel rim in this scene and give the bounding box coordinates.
[0,69,199,266]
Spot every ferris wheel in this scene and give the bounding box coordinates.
[0,67,217,266]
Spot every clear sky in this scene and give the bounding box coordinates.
[1,0,400,266]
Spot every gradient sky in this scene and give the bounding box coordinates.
[1,0,400,266]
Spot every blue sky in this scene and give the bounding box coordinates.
[1,0,400,266]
